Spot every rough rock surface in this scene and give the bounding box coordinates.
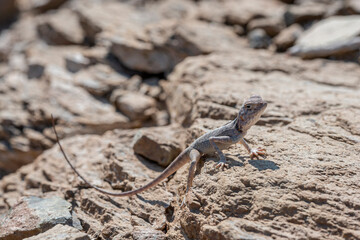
[24,224,90,240]
[1,0,360,239]
[0,196,81,240]
[164,51,360,239]
[1,130,174,239]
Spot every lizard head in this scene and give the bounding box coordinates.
[237,95,267,131]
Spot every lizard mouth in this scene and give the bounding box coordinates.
[260,101,267,111]
[262,102,268,110]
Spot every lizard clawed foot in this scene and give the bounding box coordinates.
[180,193,191,208]
[250,147,266,160]
[214,160,228,170]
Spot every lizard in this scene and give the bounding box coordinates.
[52,95,267,205]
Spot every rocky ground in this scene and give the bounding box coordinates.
[0,0,360,239]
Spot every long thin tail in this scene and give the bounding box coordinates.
[51,115,189,197]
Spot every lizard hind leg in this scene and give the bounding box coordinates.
[181,148,201,207]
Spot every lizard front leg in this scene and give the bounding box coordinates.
[209,136,233,170]
[239,138,266,160]
[181,148,201,207]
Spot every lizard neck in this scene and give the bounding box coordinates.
[235,116,250,135]
[234,117,244,132]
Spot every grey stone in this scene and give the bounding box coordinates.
[248,29,271,49]
[0,196,81,240]
[28,64,45,79]
[65,53,91,73]
[290,16,360,58]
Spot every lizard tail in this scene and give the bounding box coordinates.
[51,115,189,197]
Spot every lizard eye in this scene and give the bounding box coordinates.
[246,105,251,109]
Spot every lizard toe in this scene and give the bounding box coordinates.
[250,148,266,160]
[180,195,189,208]
[180,191,195,208]
[250,152,259,160]
[257,147,266,153]
[214,162,228,170]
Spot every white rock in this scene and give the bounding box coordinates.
[290,16,360,58]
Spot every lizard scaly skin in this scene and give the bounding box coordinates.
[52,95,267,205]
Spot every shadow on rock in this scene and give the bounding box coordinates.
[105,195,170,209]
[248,160,279,171]
[135,154,165,173]
[136,194,171,208]
[226,155,245,168]
[205,155,245,171]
